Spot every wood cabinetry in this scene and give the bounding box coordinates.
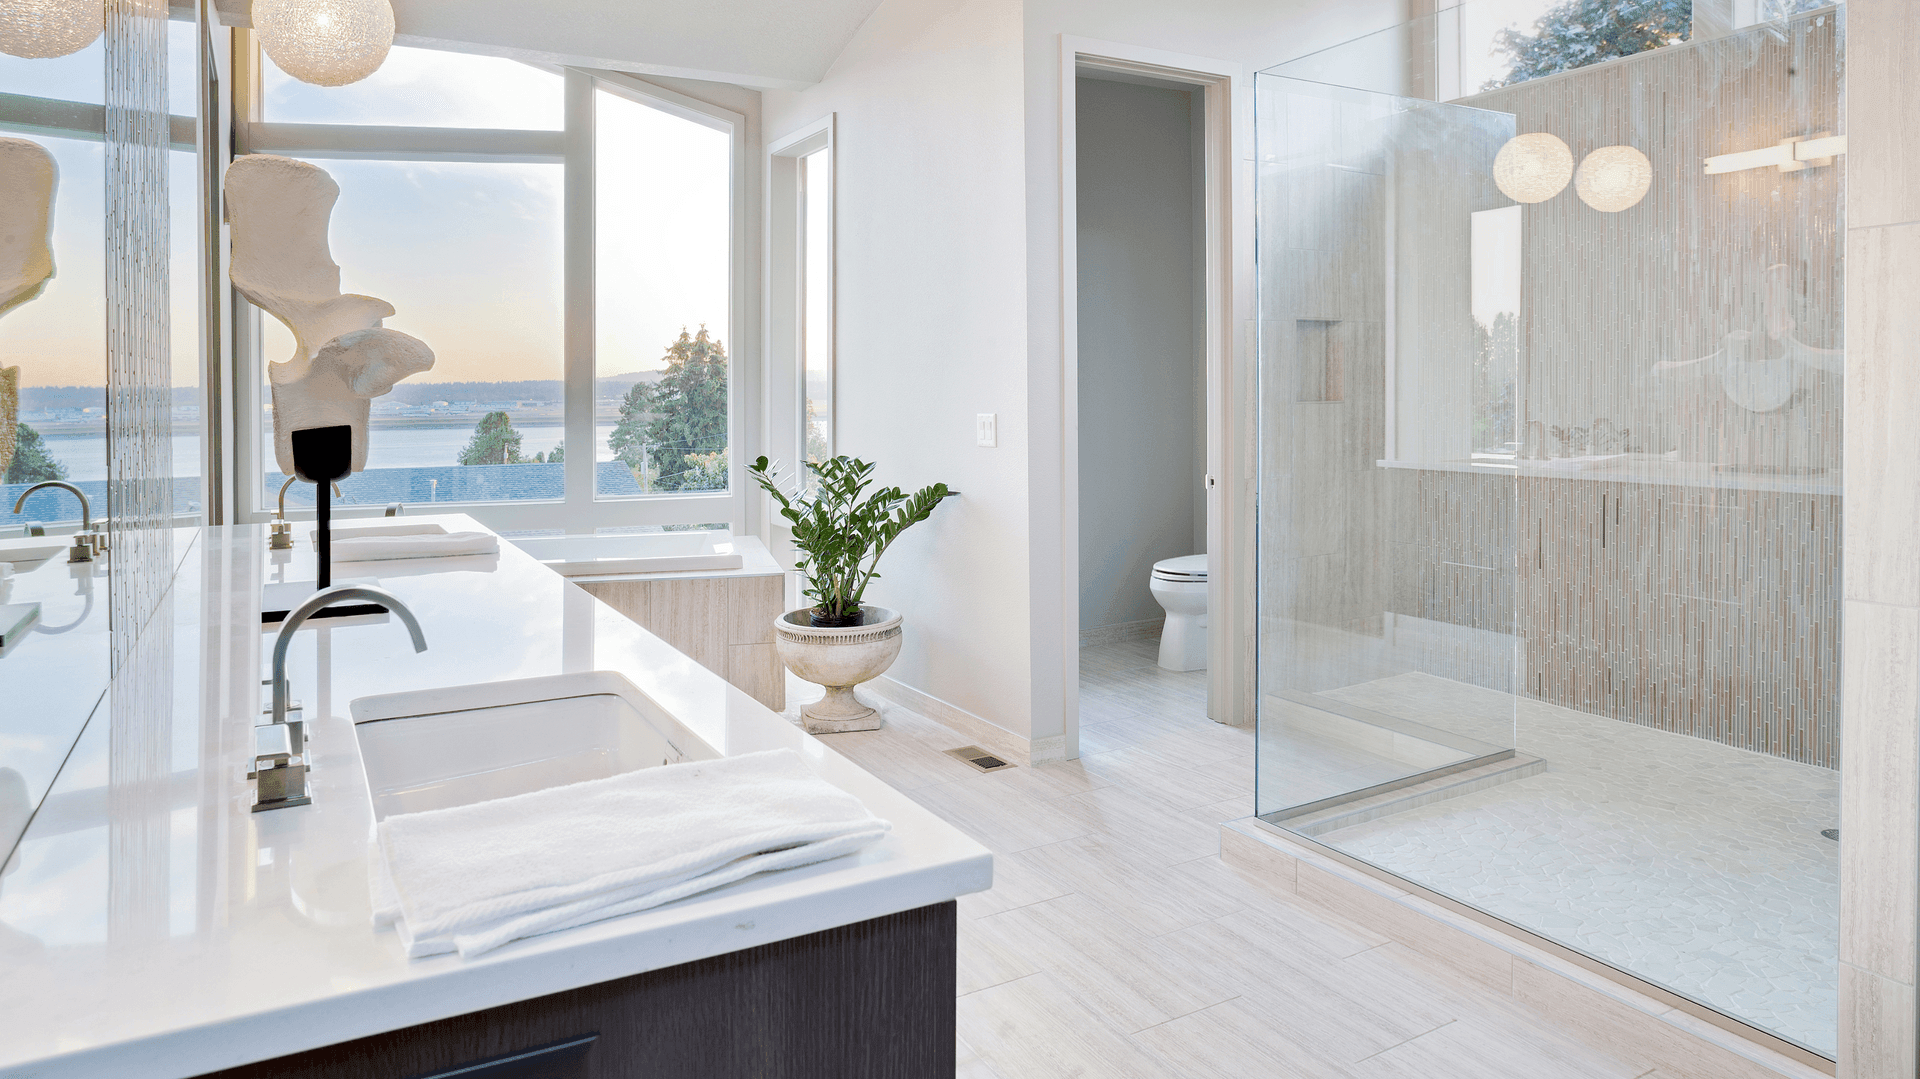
[579,574,786,711]
[197,903,956,1079]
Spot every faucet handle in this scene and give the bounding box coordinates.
[251,724,311,811]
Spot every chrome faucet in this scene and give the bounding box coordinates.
[270,474,343,550]
[254,584,428,812]
[10,481,102,562]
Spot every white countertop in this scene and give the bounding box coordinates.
[0,515,991,1079]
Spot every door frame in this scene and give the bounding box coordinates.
[1057,36,1253,757]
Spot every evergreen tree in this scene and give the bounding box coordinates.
[609,327,729,492]
[457,411,524,466]
[4,423,67,484]
[1485,0,1691,89]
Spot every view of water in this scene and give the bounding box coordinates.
[39,423,618,481]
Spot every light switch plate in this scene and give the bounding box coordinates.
[976,413,997,447]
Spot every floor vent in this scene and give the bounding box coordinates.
[945,745,1015,773]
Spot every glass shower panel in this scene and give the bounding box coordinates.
[1255,79,1521,823]
[1255,3,1844,1060]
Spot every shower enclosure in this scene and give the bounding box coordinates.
[1255,4,1844,1059]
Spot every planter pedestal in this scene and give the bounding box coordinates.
[773,606,903,734]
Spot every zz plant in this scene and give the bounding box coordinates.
[749,455,950,626]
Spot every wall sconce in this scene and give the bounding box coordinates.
[1493,133,1573,204]
[1704,134,1847,175]
[253,0,395,87]
[0,0,101,59]
[1575,146,1652,212]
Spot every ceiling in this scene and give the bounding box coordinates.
[216,0,886,90]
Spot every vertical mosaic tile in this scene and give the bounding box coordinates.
[104,0,173,670]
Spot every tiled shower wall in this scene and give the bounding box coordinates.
[1262,12,1844,767]
[1476,14,1844,766]
[104,0,173,665]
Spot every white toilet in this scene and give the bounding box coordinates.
[1149,554,1208,671]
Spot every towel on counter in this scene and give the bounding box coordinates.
[328,531,498,562]
[369,748,891,958]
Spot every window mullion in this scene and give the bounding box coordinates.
[562,70,595,526]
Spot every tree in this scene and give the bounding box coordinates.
[532,442,564,465]
[4,423,67,484]
[609,326,729,492]
[457,411,524,466]
[1484,0,1690,90]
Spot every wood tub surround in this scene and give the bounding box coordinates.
[579,574,787,711]
[194,903,958,1079]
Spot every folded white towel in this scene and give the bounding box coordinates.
[369,748,890,958]
[330,531,498,562]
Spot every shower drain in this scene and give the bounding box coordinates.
[1821,828,1839,841]
[945,745,1015,773]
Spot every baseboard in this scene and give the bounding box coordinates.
[1218,819,1833,1079]
[1078,618,1161,648]
[865,676,1044,766]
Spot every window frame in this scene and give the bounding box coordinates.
[228,41,750,534]
[765,115,834,483]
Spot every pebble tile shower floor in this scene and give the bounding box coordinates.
[1307,672,1838,1058]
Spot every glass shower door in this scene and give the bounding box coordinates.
[1255,79,1523,830]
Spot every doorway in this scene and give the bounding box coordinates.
[1075,72,1210,732]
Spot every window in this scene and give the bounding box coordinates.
[800,147,833,469]
[767,117,834,489]
[595,86,732,497]
[238,45,740,531]
[0,16,201,526]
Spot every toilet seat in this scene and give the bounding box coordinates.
[1151,554,1208,583]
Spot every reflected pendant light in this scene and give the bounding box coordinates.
[252,0,395,87]
[1492,132,1573,204]
[1575,146,1652,212]
[0,0,102,59]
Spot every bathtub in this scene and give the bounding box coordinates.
[511,531,744,576]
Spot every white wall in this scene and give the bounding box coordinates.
[762,0,1036,738]
[761,0,1416,750]
[1075,77,1202,632]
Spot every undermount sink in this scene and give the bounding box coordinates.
[0,537,70,567]
[349,671,719,821]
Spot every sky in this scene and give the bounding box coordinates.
[1,39,731,388]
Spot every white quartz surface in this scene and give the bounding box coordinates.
[0,515,991,1079]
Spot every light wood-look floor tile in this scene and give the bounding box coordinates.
[958,972,1185,1079]
[976,892,1238,1033]
[1349,1016,1648,1079]
[803,645,1659,1079]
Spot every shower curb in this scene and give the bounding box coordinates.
[1219,819,1833,1079]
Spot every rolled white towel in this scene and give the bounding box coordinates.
[329,531,498,562]
[370,748,890,958]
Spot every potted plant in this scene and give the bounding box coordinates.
[749,454,950,733]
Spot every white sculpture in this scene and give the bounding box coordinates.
[0,138,57,479]
[224,154,433,475]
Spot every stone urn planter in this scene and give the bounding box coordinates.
[775,605,902,734]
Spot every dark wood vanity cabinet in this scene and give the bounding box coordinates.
[197,902,956,1079]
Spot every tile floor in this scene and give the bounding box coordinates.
[784,639,1668,1078]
